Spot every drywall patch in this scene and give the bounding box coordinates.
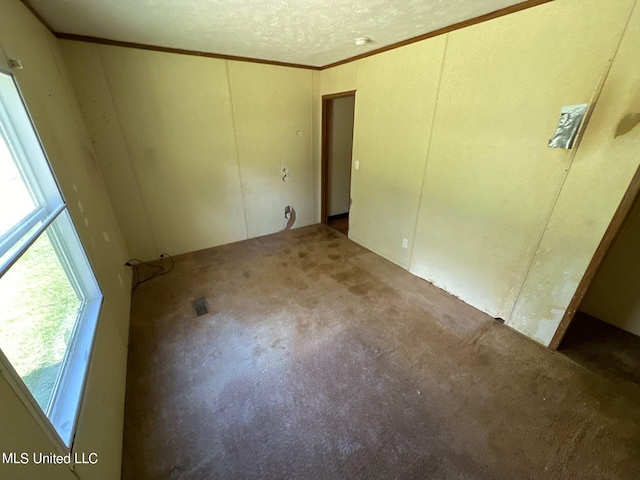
[615,112,640,138]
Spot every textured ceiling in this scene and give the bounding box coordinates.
[28,0,527,67]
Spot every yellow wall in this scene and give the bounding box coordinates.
[44,0,640,351]
[318,0,639,345]
[509,1,640,344]
[351,39,447,269]
[312,63,358,223]
[60,42,314,259]
[228,62,313,238]
[415,0,633,330]
[581,196,640,337]
[2,0,634,476]
[0,0,131,478]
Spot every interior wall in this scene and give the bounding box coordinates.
[509,1,640,344]
[318,0,639,345]
[228,62,313,238]
[350,38,447,269]
[60,41,313,260]
[579,194,640,337]
[0,0,131,479]
[413,0,634,328]
[313,64,357,223]
[327,95,355,217]
[311,70,321,223]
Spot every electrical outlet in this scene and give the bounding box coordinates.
[402,238,408,248]
[354,160,360,170]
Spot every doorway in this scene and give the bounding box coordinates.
[557,190,640,384]
[550,164,640,351]
[549,162,640,384]
[322,91,356,236]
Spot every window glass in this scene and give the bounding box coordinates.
[0,219,43,269]
[0,68,102,449]
[0,128,36,238]
[0,219,83,412]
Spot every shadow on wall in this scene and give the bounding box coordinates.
[615,112,640,138]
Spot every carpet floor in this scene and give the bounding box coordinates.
[122,224,640,479]
[328,215,349,236]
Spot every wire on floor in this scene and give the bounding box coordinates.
[125,253,174,290]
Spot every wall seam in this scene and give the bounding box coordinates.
[224,60,250,239]
[311,70,318,223]
[505,0,638,326]
[350,60,359,234]
[407,34,449,269]
[49,38,128,264]
[96,44,160,258]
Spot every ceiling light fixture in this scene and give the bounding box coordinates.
[354,37,370,46]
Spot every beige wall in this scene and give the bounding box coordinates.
[509,1,640,344]
[312,63,358,223]
[0,0,131,479]
[327,95,355,216]
[60,42,313,259]
[352,38,447,268]
[316,0,639,345]
[581,195,640,337]
[2,0,635,476]
[37,0,639,352]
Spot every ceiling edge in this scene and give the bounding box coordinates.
[54,33,322,70]
[20,0,555,71]
[323,0,555,69]
[19,0,55,33]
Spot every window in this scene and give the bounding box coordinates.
[0,68,102,448]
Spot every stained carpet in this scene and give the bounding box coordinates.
[122,225,640,479]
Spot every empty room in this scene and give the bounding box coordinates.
[0,0,639,478]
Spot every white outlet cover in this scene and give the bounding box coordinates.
[354,160,360,170]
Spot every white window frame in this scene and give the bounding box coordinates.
[0,58,103,451]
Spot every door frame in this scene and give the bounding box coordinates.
[321,90,356,224]
[549,162,640,350]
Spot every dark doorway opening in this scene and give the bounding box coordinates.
[322,91,356,236]
[327,213,349,235]
[550,164,640,350]
[557,180,640,385]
